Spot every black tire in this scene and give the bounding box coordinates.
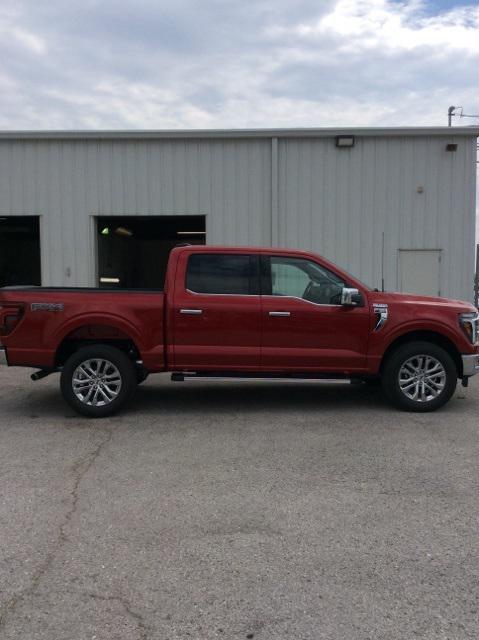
[60,345,137,418]
[136,368,149,384]
[382,341,457,412]
[363,377,381,387]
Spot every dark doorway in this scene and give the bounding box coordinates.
[97,215,206,289]
[0,216,41,287]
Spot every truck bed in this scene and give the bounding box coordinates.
[0,286,166,370]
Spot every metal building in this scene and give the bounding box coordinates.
[0,127,477,300]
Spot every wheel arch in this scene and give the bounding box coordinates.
[54,323,142,367]
[379,330,463,377]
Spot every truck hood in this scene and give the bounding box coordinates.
[369,291,476,313]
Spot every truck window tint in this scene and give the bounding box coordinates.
[272,263,310,298]
[186,254,256,295]
[270,257,345,305]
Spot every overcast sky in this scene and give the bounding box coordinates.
[1,0,478,130]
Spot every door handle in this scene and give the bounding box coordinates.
[269,311,291,317]
[180,309,203,315]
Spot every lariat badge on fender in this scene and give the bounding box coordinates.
[373,303,388,332]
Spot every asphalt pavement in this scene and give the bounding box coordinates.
[0,367,478,639]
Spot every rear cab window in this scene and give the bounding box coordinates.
[186,253,260,295]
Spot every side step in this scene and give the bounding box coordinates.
[171,372,353,384]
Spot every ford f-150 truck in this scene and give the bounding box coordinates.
[1,245,478,417]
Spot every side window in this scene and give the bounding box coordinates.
[186,254,258,295]
[271,262,310,298]
[269,257,346,305]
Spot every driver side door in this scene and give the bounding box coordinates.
[260,255,370,372]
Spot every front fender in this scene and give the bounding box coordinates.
[367,317,467,375]
[382,319,462,351]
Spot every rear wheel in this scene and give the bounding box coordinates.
[382,341,457,412]
[60,345,137,418]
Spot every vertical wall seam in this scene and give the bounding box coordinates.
[271,137,279,247]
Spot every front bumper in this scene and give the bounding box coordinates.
[0,348,8,366]
[462,353,479,377]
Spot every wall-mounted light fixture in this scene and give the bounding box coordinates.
[335,135,355,148]
[177,231,206,236]
[445,143,458,152]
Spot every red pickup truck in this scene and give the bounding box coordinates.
[1,245,478,417]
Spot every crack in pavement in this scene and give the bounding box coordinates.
[86,592,149,640]
[0,427,113,630]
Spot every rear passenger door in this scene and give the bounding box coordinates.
[171,251,261,370]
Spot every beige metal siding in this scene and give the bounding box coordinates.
[0,139,271,286]
[0,132,476,300]
[277,136,477,300]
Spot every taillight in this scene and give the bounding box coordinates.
[0,304,24,336]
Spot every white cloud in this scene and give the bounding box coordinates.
[0,0,477,129]
[11,27,47,55]
[287,0,479,52]
[0,8,47,58]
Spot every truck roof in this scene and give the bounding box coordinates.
[173,245,319,257]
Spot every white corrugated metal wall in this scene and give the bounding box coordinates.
[0,131,476,300]
[276,135,477,298]
[0,139,272,287]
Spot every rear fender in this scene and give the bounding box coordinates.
[52,313,145,352]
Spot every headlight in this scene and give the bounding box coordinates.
[459,312,479,344]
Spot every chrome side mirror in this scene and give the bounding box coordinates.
[341,287,361,306]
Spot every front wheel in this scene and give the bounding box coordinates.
[60,345,137,418]
[382,341,457,412]
[136,367,149,384]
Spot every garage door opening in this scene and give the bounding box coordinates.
[0,216,41,287]
[97,216,206,289]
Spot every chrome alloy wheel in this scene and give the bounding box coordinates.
[72,358,122,406]
[398,355,446,403]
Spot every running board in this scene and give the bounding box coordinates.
[171,372,353,384]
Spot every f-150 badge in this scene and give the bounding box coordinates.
[31,303,64,312]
